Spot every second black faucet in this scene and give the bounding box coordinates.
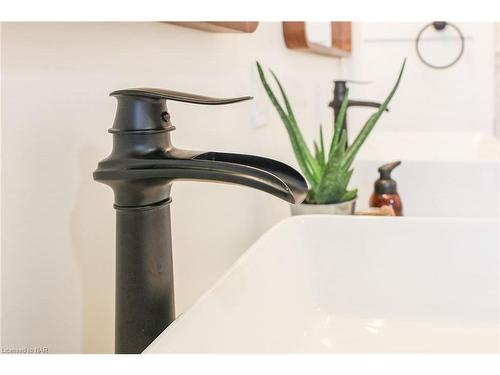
[329,80,388,147]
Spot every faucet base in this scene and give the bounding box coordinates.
[114,198,175,354]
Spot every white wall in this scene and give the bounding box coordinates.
[341,23,496,138]
[0,22,3,348]
[496,23,500,137]
[1,22,340,353]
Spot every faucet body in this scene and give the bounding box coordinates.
[94,88,307,354]
[329,80,387,147]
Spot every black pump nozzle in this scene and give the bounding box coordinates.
[375,161,401,194]
[379,161,401,179]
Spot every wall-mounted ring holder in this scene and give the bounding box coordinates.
[415,21,465,69]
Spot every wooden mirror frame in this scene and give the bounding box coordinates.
[283,22,352,57]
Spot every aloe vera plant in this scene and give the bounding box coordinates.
[256,60,405,204]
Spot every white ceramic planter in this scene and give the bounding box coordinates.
[289,198,356,216]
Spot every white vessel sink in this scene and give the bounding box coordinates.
[351,160,499,218]
[350,131,500,218]
[146,216,499,353]
[357,131,500,162]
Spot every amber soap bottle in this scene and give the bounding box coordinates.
[369,161,403,216]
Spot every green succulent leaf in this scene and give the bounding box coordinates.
[342,59,406,171]
[315,167,355,204]
[256,62,321,187]
[267,67,322,183]
[313,141,326,170]
[329,89,349,157]
[340,188,358,202]
[319,124,325,168]
[313,130,353,204]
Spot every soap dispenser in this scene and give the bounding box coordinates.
[369,161,403,216]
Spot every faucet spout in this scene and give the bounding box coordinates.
[346,99,389,111]
[94,149,307,206]
[192,152,307,203]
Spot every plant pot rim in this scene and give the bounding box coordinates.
[299,198,357,206]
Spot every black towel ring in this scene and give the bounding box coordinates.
[415,21,465,69]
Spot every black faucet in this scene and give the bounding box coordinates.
[329,80,388,147]
[94,88,307,354]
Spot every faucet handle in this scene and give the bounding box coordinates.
[109,88,253,133]
[110,88,252,105]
